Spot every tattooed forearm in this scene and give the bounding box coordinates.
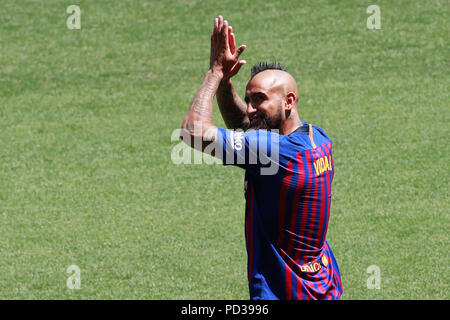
[189,71,221,121]
[181,70,221,144]
[217,79,249,130]
[191,74,220,118]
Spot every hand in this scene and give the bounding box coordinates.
[210,16,246,81]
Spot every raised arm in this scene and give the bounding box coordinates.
[216,25,249,130]
[180,69,220,152]
[180,16,244,152]
[217,78,249,130]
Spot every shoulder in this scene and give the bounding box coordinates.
[312,124,332,142]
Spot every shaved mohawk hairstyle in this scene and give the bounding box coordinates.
[250,61,286,79]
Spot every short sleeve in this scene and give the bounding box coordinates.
[215,128,281,176]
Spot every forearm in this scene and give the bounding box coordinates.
[181,70,221,144]
[216,79,249,130]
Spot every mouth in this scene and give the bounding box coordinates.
[249,114,267,129]
[249,114,262,123]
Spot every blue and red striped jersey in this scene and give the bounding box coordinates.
[217,123,343,300]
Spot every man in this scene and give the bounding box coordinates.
[180,16,343,300]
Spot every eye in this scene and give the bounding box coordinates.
[254,93,265,102]
[245,93,266,105]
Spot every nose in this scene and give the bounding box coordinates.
[246,102,257,116]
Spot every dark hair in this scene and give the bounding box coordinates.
[250,61,286,79]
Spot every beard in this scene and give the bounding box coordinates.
[248,101,283,131]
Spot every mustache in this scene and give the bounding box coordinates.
[249,114,262,122]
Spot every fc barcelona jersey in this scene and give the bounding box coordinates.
[217,123,343,300]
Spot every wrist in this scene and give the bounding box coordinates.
[208,67,224,80]
[220,75,232,84]
[218,77,232,90]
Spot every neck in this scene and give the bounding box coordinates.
[280,110,301,135]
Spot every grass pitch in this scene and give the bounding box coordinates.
[0,0,448,299]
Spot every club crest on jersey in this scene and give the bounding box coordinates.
[313,155,332,176]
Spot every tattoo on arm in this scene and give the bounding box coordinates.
[191,76,219,118]
[182,71,221,142]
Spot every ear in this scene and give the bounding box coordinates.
[285,92,297,111]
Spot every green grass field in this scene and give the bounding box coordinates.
[0,0,448,299]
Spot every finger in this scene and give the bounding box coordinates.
[229,29,236,54]
[223,20,229,49]
[212,17,218,41]
[230,60,247,76]
[230,32,236,54]
[218,16,223,34]
[234,44,246,59]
